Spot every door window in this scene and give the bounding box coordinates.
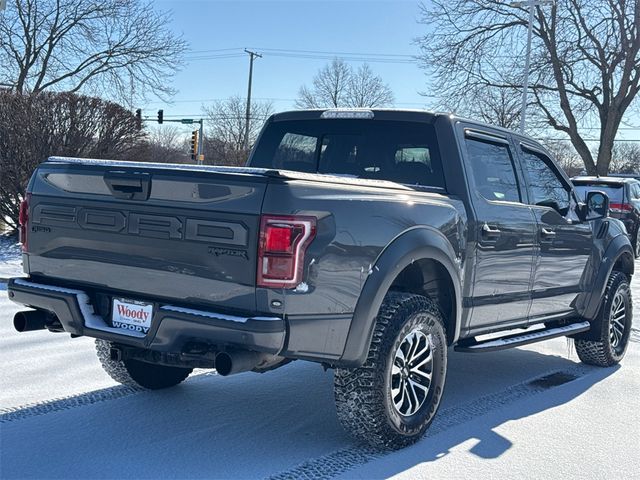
[520,148,571,215]
[465,137,521,203]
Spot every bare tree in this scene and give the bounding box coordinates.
[296,58,352,108]
[416,0,640,175]
[202,96,273,166]
[541,139,584,177]
[0,91,145,230]
[346,64,395,108]
[145,126,188,164]
[0,0,186,102]
[296,58,394,108]
[609,142,640,174]
[449,86,522,129]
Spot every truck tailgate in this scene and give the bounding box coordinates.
[25,159,269,312]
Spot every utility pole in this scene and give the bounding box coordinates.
[197,119,204,165]
[511,0,553,134]
[244,49,262,151]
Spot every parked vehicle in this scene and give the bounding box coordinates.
[609,173,640,181]
[572,176,640,257]
[8,109,635,448]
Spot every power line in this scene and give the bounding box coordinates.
[142,98,434,107]
[161,114,271,119]
[541,138,639,142]
[184,47,416,64]
[188,46,414,58]
[188,47,245,54]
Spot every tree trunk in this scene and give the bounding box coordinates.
[596,104,624,176]
[596,146,612,176]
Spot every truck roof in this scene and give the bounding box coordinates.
[269,108,547,151]
[572,175,639,185]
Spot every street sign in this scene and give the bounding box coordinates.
[181,119,194,124]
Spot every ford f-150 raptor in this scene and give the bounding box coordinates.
[7,109,635,448]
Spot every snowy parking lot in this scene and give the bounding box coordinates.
[0,254,638,479]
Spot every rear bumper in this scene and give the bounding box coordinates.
[7,278,285,354]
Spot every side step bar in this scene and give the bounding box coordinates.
[455,321,591,353]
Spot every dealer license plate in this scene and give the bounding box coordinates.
[112,298,153,335]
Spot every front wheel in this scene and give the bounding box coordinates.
[95,340,192,390]
[575,271,633,367]
[334,293,447,449]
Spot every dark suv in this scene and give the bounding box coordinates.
[573,176,640,257]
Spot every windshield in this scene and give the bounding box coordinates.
[249,119,445,189]
[574,184,624,203]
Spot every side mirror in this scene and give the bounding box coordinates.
[586,190,609,220]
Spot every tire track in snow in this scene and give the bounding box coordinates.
[267,364,596,480]
[0,371,214,423]
[0,384,141,423]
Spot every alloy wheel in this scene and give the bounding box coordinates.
[609,290,627,352]
[391,330,433,416]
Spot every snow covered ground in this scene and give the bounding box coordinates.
[0,235,23,280]
[0,264,638,479]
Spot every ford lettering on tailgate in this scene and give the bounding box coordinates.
[30,204,249,246]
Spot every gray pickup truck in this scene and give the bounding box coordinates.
[8,109,635,448]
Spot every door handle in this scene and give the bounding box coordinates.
[104,171,151,200]
[541,227,556,239]
[482,223,501,238]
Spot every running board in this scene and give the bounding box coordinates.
[455,321,591,353]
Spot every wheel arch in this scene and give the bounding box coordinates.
[339,227,463,367]
[583,236,634,320]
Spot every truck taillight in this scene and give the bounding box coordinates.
[609,203,632,213]
[19,193,31,252]
[257,215,316,288]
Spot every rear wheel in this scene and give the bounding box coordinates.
[334,293,447,449]
[634,229,640,258]
[575,271,633,367]
[95,339,192,390]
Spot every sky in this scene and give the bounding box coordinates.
[145,0,639,143]
[143,1,437,129]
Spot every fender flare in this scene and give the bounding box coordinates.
[339,226,463,367]
[582,236,635,320]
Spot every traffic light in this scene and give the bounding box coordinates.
[135,109,142,130]
[190,130,199,160]
[157,109,164,124]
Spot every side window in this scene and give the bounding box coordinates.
[520,148,571,215]
[465,137,521,203]
[632,183,640,200]
[272,133,318,172]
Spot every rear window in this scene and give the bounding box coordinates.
[573,184,624,203]
[249,119,445,189]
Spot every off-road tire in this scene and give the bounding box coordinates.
[334,292,447,449]
[95,339,192,390]
[575,271,633,367]
[634,229,640,259]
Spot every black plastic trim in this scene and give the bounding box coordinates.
[340,227,462,367]
[582,238,635,319]
[7,278,286,354]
